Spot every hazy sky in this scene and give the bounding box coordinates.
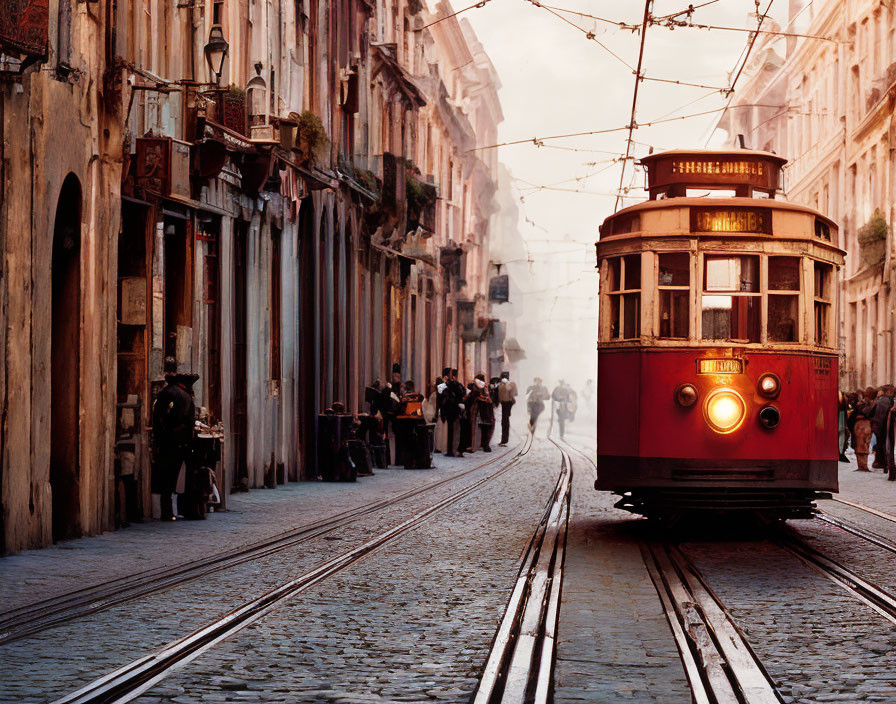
[463,0,766,238]
[459,1,774,389]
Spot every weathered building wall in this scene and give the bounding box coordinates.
[1,1,122,552]
[1,0,504,554]
[715,0,896,389]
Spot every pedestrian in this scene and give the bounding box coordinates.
[458,378,477,454]
[497,371,518,447]
[853,387,877,471]
[151,357,196,521]
[526,377,550,433]
[552,379,577,439]
[443,368,466,458]
[872,385,894,470]
[474,374,495,452]
[433,370,450,453]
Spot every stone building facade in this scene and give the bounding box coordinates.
[0,0,503,553]
[714,0,896,389]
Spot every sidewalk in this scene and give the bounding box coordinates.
[830,448,896,515]
[0,439,519,609]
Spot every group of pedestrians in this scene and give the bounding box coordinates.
[841,385,896,477]
[432,369,518,457]
[525,378,578,438]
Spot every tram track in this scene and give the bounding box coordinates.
[48,432,540,704]
[0,438,527,646]
[472,435,572,704]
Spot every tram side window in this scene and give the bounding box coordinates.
[767,256,800,343]
[701,255,760,343]
[658,252,690,338]
[606,254,641,340]
[814,261,833,345]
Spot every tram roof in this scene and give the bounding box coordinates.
[638,148,788,166]
[598,196,841,244]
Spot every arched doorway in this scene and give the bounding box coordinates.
[51,174,82,541]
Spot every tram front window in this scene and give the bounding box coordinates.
[658,253,690,338]
[701,255,760,342]
[768,256,800,342]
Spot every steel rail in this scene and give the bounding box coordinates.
[472,436,572,704]
[51,432,536,704]
[644,543,783,704]
[777,532,896,627]
[0,439,525,645]
[815,511,896,556]
[828,497,896,524]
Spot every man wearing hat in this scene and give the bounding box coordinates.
[151,357,196,520]
[497,371,518,447]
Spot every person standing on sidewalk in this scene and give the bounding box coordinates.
[443,368,466,458]
[872,385,894,469]
[151,357,196,521]
[853,387,877,471]
[497,371,518,447]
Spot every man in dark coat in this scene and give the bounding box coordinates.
[152,358,196,520]
[872,385,895,469]
[497,371,518,447]
[442,368,466,458]
[476,374,496,452]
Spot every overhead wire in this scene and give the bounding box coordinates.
[615,0,653,212]
[417,0,495,30]
[523,0,635,71]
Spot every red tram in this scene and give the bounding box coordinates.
[595,149,844,519]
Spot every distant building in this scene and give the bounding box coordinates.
[0,0,505,553]
[712,0,896,389]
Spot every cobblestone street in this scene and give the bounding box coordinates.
[6,424,896,703]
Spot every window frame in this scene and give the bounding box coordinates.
[766,255,802,344]
[656,251,692,340]
[699,253,762,344]
[603,253,642,342]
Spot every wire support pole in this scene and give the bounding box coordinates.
[615,0,652,213]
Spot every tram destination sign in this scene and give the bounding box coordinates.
[690,207,772,234]
[696,358,744,375]
[643,152,783,192]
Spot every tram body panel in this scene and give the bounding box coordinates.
[596,348,839,492]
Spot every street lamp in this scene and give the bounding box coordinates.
[203,25,229,86]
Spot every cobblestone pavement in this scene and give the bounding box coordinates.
[682,538,896,703]
[0,437,559,703]
[0,441,527,703]
[0,441,519,608]
[553,429,691,704]
[126,440,560,704]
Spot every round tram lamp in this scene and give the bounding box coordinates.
[675,383,698,408]
[204,24,229,85]
[758,373,780,399]
[704,388,746,434]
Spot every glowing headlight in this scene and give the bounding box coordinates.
[758,373,780,398]
[704,388,746,434]
[675,383,698,408]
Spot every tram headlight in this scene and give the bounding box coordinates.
[759,405,781,429]
[758,373,780,399]
[674,383,698,408]
[703,388,746,434]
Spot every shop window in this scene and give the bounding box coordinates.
[768,256,800,343]
[701,255,760,342]
[658,252,690,339]
[814,261,833,345]
[605,254,641,341]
